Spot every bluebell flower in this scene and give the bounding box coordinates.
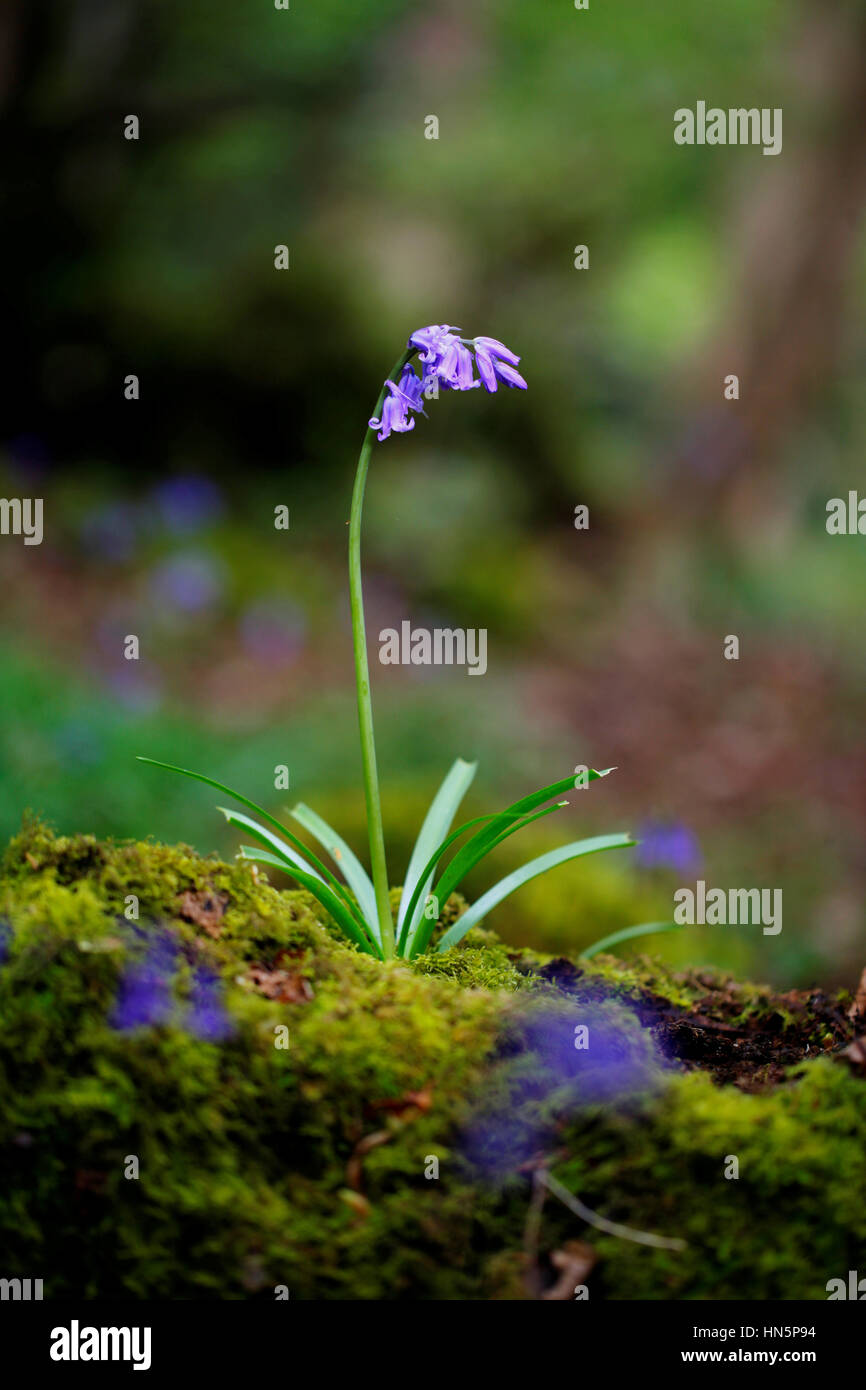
[369,379,417,441]
[437,341,478,391]
[185,967,235,1043]
[110,934,177,1031]
[149,550,224,613]
[635,822,703,875]
[472,337,528,394]
[408,323,460,364]
[395,362,426,411]
[153,475,223,534]
[371,326,526,440]
[473,335,521,367]
[462,1002,661,1183]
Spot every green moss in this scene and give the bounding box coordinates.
[415,925,535,992]
[555,1062,866,1299]
[0,821,863,1300]
[580,952,716,1011]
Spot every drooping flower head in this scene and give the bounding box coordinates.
[369,325,527,440]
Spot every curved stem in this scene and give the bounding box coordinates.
[349,346,415,958]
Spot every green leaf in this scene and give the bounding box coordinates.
[398,757,477,956]
[238,841,380,957]
[238,846,296,872]
[434,769,614,908]
[290,802,379,944]
[217,808,325,883]
[398,799,573,955]
[395,811,501,957]
[136,756,359,919]
[435,833,635,953]
[580,920,680,960]
[219,807,379,955]
[410,769,615,956]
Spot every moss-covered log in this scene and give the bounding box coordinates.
[0,821,864,1300]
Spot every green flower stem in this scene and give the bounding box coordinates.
[349,346,415,958]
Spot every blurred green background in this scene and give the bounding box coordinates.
[2,0,865,986]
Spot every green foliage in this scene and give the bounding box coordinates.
[580,919,681,960]
[139,757,636,960]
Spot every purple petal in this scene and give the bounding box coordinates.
[397,364,425,411]
[474,347,498,393]
[437,342,460,387]
[409,324,459,362]
[370,381,417,439]
[493,360,528,390]
[454,344,478,391]
[474,336,521,367]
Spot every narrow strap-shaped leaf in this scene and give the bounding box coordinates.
[404,802,568,959]
[434,833,634,953]
[432,770,614,913]
[289,802,379,943]
[410,772,614,958]
[217,809,325,884]
[477,799,569,860]
[238,846,297,871]
[136,756,359,920]
[399,758,478,953]
[238,845,380,958]
[237,842,377,953]
[395,811,500,957]
[220,807,380,955]
[405,800,575,961]
[580,920,679,960]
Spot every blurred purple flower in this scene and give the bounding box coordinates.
[78,501,139,563]
[0,919,12,965]
[240,598,307,664]
[635,822,703,875]
[152,476,223,535]
[185,968,235,1043]
[463,1003,661,1182]
[104,668,163,715]
[110,934,177,1032]
[150,551,224,613]
[110,935,235,1044]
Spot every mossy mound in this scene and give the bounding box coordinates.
[0,820,864,1300]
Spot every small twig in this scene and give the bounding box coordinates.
[522,1166,548,1297]
[538,1169,687,1251]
